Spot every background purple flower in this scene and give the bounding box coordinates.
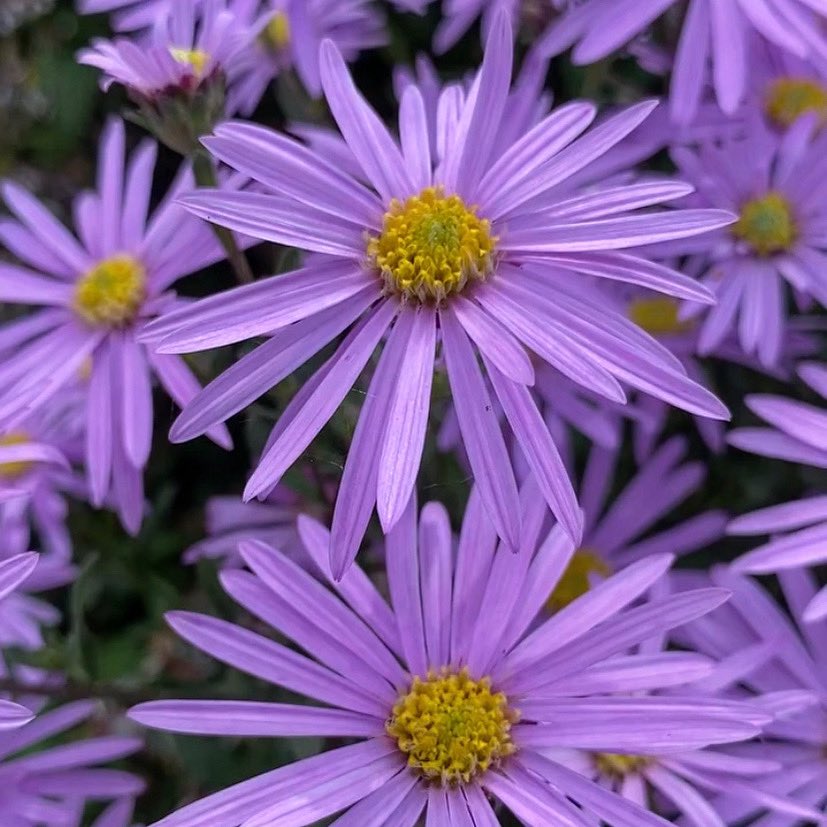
[78,0,252,104]
[675,567,827,823]
[728,360,827,621]
[0,700,143,824]
[540,0,827,124]
[0,118,232,533]
[666,119,827,367]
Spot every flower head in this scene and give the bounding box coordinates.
[669,120,827,368]
[729,361,827,622]
[228,0,386,113]
[130,490,762,826]
[540,0,827,124]
[146,14,731,573]
[0,119,232,533]
[0,700,143,823]
[675,566,827,822]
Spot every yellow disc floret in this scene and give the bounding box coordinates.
[263,11,291,51]
[733,192,797,257]
[595,753,651,778]
[546,548,611,613]
[766,78,827,129]
[368,187,496,303]
[628,297,693,336]
[74,254,147,327]
[387,667,517,785]
[169,48,211,76]
[0,432,33,479]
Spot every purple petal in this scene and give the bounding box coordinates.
[377,309,435,532]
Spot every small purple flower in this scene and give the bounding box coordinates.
[667,119,827,368]
[0,393,89,560]
[0,553,39,731]
[145,13,731,573]
[728,360,827,622]
[78,0,252,104]
[228,0,386,113]
[543,577,821,826]
[0,700,143,823]
[0,119,231,534]
[675,566,827,822]
[604,287,819,460]
[540,0,827,124]
[129,490,762,826]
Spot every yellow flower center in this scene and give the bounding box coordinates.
[732,192,797,257]
[546,548,611,613]
[766,78,827,128]
[263,11,290,50]
[368,187,496,303]
[387,668,517,785]
[595,753,651,778]
[627,297,692,336]
[169,48,211,76]
[73,254,147,327]
[0,433,33,479]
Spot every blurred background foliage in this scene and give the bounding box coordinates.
[1,1,825,823]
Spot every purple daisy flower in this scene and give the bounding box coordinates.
[540,0,827,125]
[129,489,765,826]
[739,37,827,133]
[602,286,819,460]
[667,117,827,368]
[0,700,143,824]
[545,436,727,612]
[227,0,386,113]
[0,553,39,732]
[543,577,822,826]
[145,13,731,573]
[182,487,302,567]
[0,542,75,652]
[78,0,251,105]
[0,429,68,507]
[675,567,827,823]
[728,360,827,622]
[0,392,90,560]
[0,119,232,534]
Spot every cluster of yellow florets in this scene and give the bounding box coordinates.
[733,192,797,257]
[387,667,517,785]
[73,254,147,327]
[368,187,496,303]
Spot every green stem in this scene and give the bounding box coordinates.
[192,152,254,285]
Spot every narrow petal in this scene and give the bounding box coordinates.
[169,294,371,442]
[164,611,387,717]
[244,301,395,500]
[440,306,521,551]
[452,296,534,385]
[419,501,452,668]
[145,260,374,353]
[319,41,415,203]
[377,309,435,532]
[386,496,428,678]
[129,700,380,738]
[486,359,583,542]
[178,190,364,257]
